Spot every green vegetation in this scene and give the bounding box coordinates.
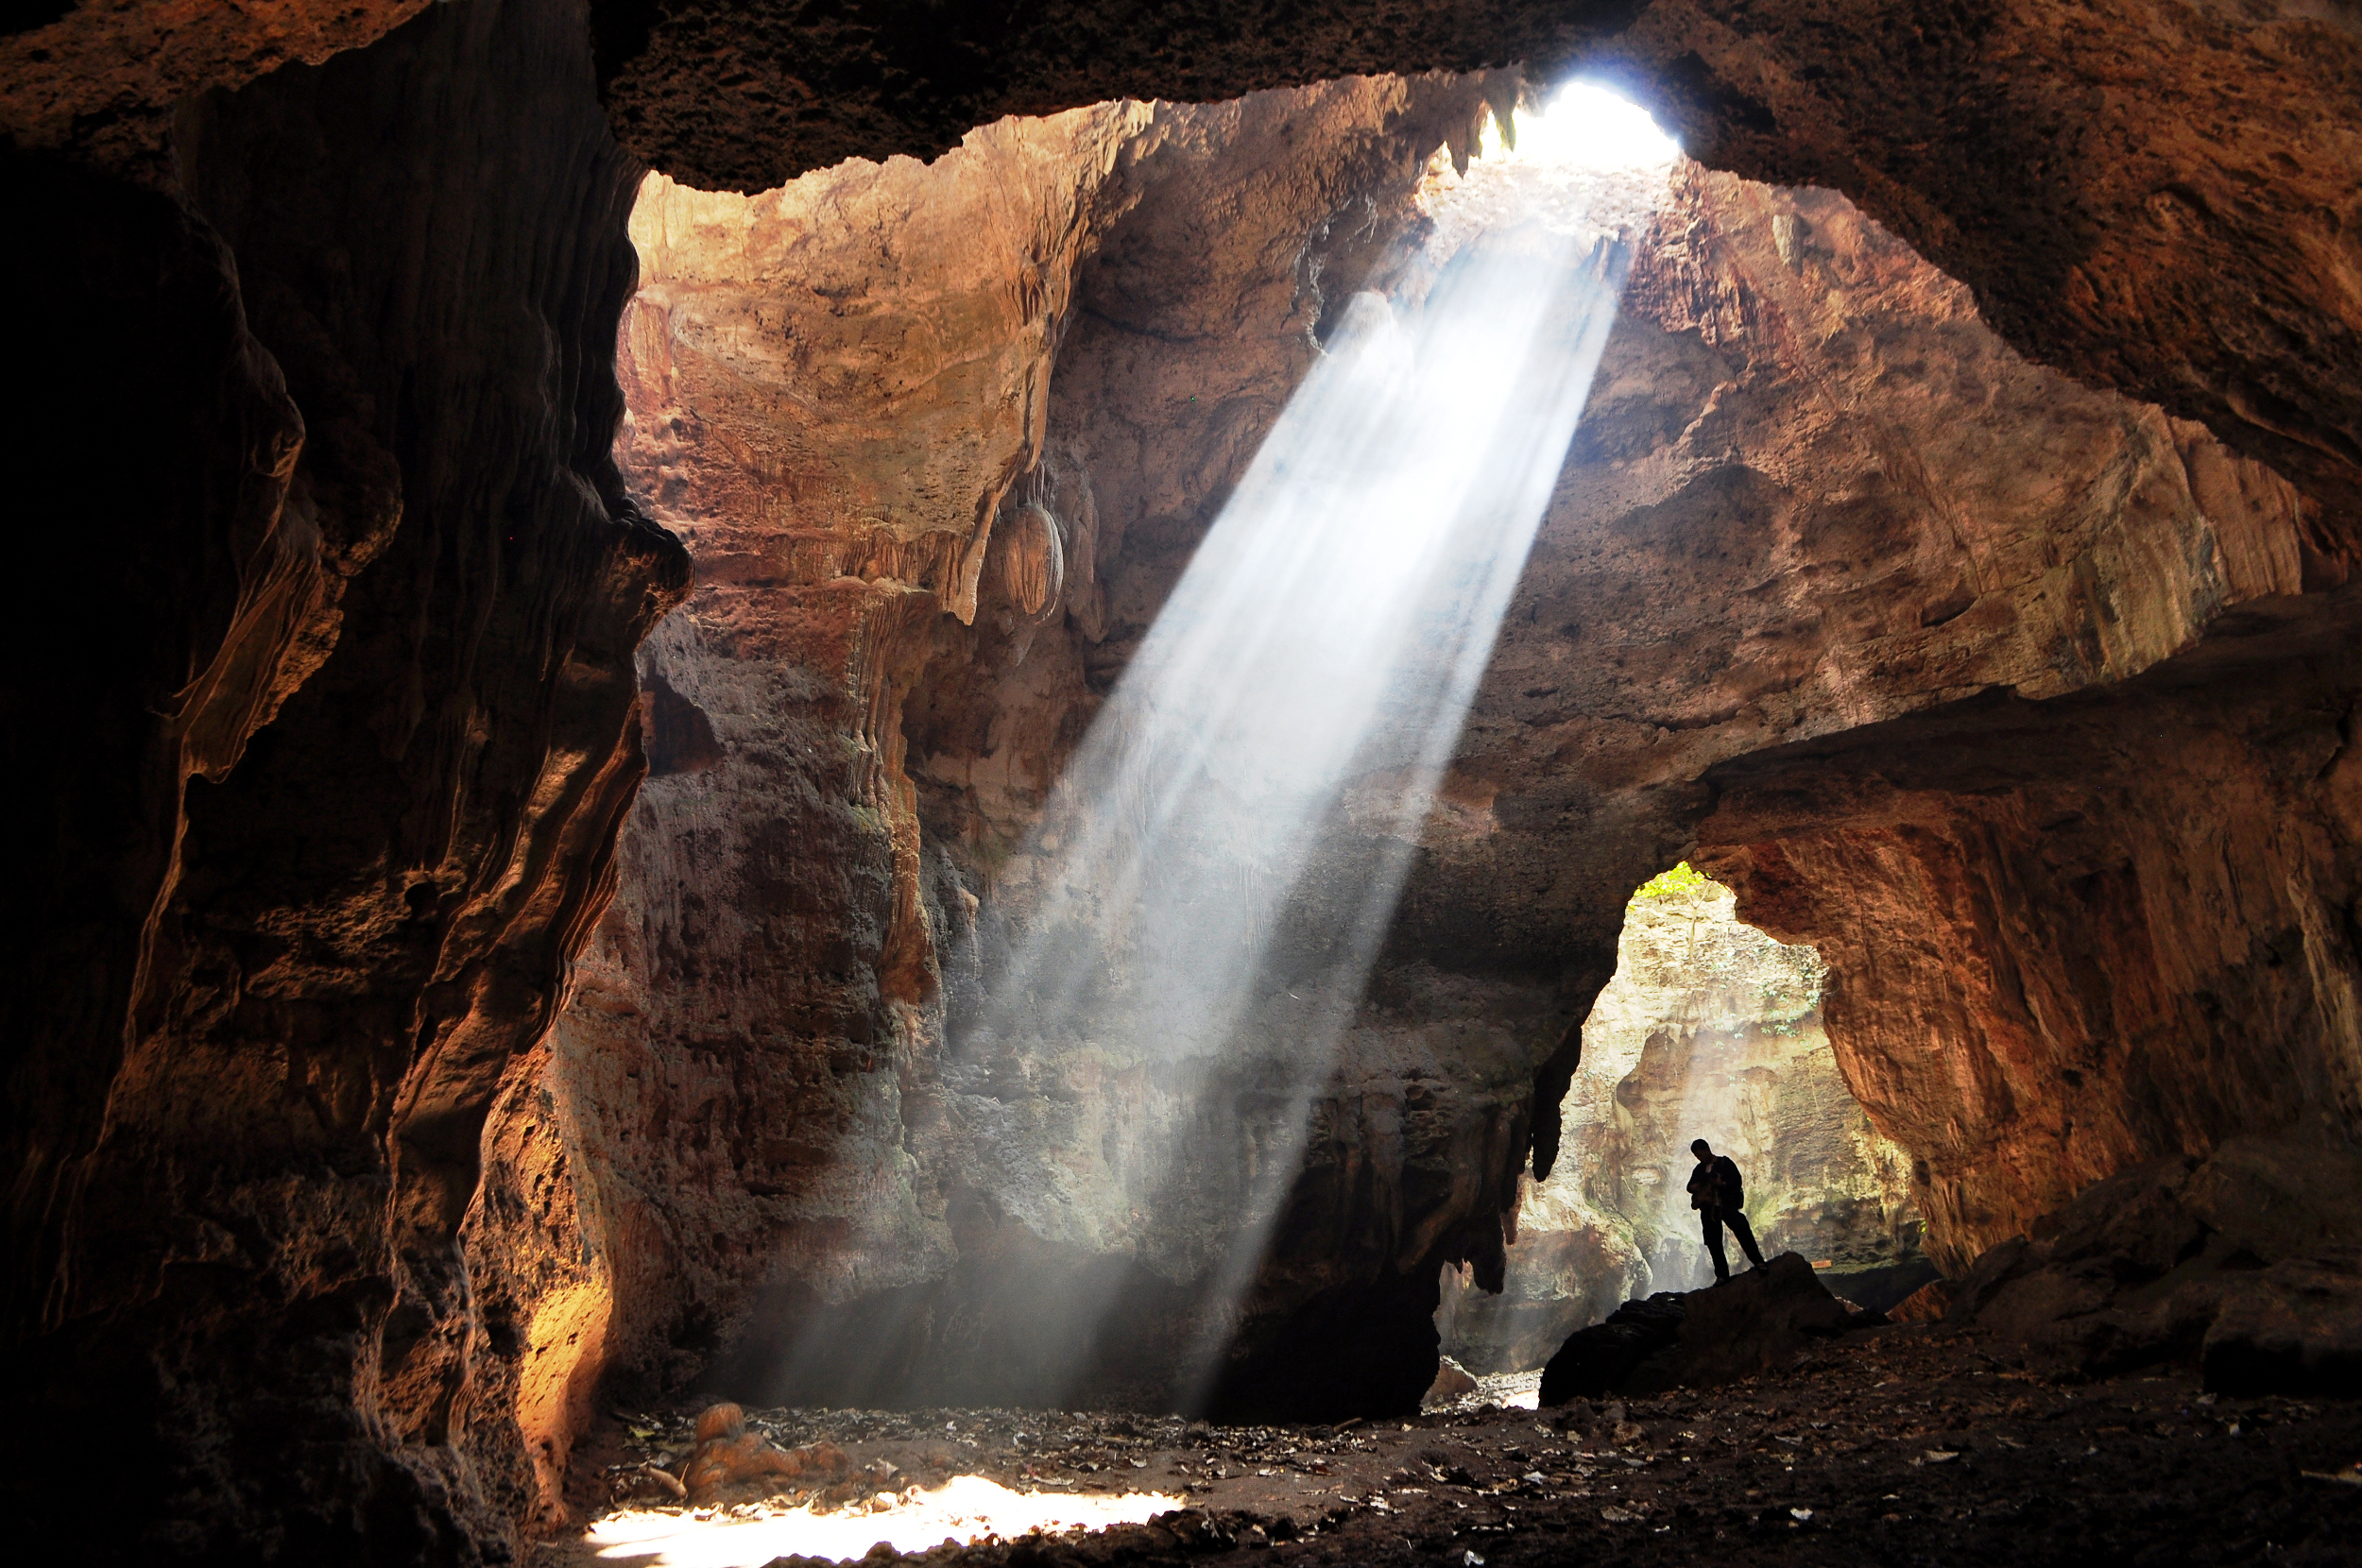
[1630,861,1715,902]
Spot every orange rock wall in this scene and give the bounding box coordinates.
[1699,623,2362,1274]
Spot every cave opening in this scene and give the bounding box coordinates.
[1431,861,1933,1407]
[549,56,2358,1550]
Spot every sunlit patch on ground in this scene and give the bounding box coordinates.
[585,1475,1181,1567]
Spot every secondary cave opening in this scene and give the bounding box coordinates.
[1430,862,1935,1406]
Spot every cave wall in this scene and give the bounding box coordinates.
[1699,608,2362,1276]
[2,0,685,1559]
[3,0,2358,1556]
[524,76,1541,1425]
[541,109,2329,1435]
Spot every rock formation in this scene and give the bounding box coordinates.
[4,0,685,1557]
[532,90,2332,1445]
[1535,1251,1854,1404]
[1438,874,1925,1374]
[3,0,2358,1560]
[1942,1135,2362,1395]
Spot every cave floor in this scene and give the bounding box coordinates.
[547,1324,2362,1568]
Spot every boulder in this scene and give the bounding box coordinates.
[1946,1137,2362,1393]
[1887,1278,1956,1323]
[1540,1253,1856,1402]
[1423,1355,1479,1406]
[1539,1292,1686,1405]
[1676,1253,1849,1386]
[682,1403,851,1504]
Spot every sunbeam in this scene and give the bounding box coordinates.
[766,83,1683,1415]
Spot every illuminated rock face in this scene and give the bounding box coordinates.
[533,78,1541,1423]
[528,107,2327,1432]
[1438,881,1922,1374]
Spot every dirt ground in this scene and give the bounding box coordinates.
[543,1322,2362,1568]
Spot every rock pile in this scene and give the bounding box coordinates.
[1943,1135,2362,1395]
[679,1403,855,1506]
[1538,1253,1864,1404]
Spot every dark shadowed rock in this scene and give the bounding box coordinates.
[1539,1293,1687,1405]
[1948,1136,2362,1394]
[1676,1253,1850,1386]
[1542,1253,1854,1404]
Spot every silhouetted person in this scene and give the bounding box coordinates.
[1687,1137,1765,1283]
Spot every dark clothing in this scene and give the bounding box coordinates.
[1687,1152,1763,1281]
[1700,1205,1765,1280]
[1686,1153,1743,1211]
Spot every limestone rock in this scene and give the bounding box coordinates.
[682,1403,851,1504]
[1674,1253,1849,1388]
[1538,1252,1850,1403]
[1423,1355,1479,1406]
[1887,1279,1956,1325]
[1441,877,1922,1372]
[1945,1138,2362,1394]
[1538,1294,1686,1406]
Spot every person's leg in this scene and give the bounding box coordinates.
[1727,1210,1766,1269]
[1701,1209,1730,1282]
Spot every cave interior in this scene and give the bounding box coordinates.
[4,0,2360,1564]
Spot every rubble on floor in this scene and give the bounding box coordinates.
[544,1321,2361,1567]
[1941,1135,2362,1394]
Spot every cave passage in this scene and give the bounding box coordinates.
[758,85,1679,1415]
[1435,864,1929,1389]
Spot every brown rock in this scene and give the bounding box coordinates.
[1888,1280,1956,1325]
[1674,1253,1849,1387]
[1424,1356,1480,1406]
[1945,1139,2362,1393]
[683,1406,851,1504]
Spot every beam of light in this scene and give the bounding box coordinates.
[763,86,1681,1414]
[587,1477,1182,1568]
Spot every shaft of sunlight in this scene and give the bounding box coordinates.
[779,84,1683,1413]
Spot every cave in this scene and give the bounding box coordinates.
[5,3,2360,1565]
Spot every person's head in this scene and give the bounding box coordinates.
[1691,1138,1712,1158]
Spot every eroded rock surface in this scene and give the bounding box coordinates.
[531,85,2337,1442]
[3,0,686,1559]
[593,2,2362,569]
[6,2,2361,1559]
[1943,1135,2362,1395]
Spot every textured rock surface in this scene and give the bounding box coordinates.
[1699,608,2362,1274]
[1534,1251,1850,1403]
[2,0,685,1559]
[538,101,2331,1440]
[592,1,2362,563]
[0,0,432,174]
[1941,1136,2362,1395]
[1439,878,1921,1373]
[4,0,2359,1559]
[540,77,1543,1423]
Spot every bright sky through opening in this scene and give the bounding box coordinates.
[1489,81,1684,167]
